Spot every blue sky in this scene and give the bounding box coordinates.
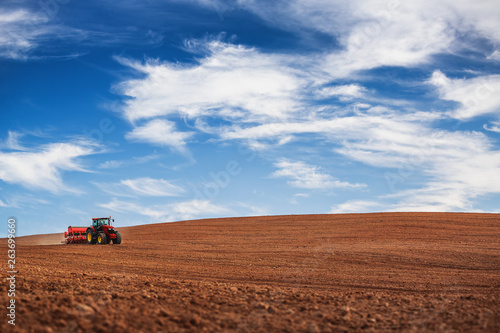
[1,0,500,236]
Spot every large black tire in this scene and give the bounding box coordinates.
[97,232,107,245]
[113,231,122,244]
[86,229,96,244]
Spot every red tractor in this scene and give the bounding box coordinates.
[65,216,122,245]
[86,216,122,245]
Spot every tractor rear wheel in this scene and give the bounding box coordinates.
[113,231,122,244]
[86,230,96,244]
[97,233,107,245]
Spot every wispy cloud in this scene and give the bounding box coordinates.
[0,9,42,59]
[272,160,365,190]
[483,121,500,134]
[125,119,193,154]
[220,104,500,211]
[0,4,165,60]
[316,84,367,101]
[225,0,500,76]
[100,198,231,221]
[429,71,500,120]
[166,199,231,221]
[221,109,441,145]
[0,139,97,193]
[122,178,184,196]
[0,131,26,151]
[98,153,160,169]
[0,192,51,209]
[94,177,185,197]
[98,160,124,169]
[0,8,87,60]
[330,200,382,214]
[332,118,500,212]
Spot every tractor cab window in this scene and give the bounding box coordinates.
[93,220,98,227]
[100,219,109,226]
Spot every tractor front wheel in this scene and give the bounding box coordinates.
[97,233,107,245]
[86,230,96,244]
[113,231,122,244]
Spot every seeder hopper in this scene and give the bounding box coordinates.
[64,226,88,244]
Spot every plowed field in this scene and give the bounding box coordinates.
[1,213,499,332]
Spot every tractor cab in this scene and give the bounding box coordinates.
[93,217,113,229]
[86,216,121,245]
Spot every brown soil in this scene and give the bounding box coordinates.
[1,213,499,332]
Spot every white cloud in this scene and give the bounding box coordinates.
[488,51,500,62]
[317,84,367,101]
[0,6,160,60]
[125,119,193,153]
[0,9,41,59]
[0,193,50,209]
[221,1,440,77]
[115,41,317,157]
[272,160,365,190]
[330,200,382,213]
[94,177,184,197]
[167,199,231,220]
[231,201,269,216]
[230,0,500,77]
[221,110,438,148]
[0,131,26,150]
[323,2,452,78]
[98,153,160,169]
[389,186,474,212]
[98,160,124,169]
[484,121,500,133]
[100,198,231,221]
[307,112,500,211]
[290,193,309,205]
[442,0,500,44]
[337,122,500,212]
[429,71,500,119]
[0,141,96,193]
[0,8,86,60]
[114,41,306,123]
[122,177,184,196]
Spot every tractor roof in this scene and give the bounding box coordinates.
[92,217,111,220]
